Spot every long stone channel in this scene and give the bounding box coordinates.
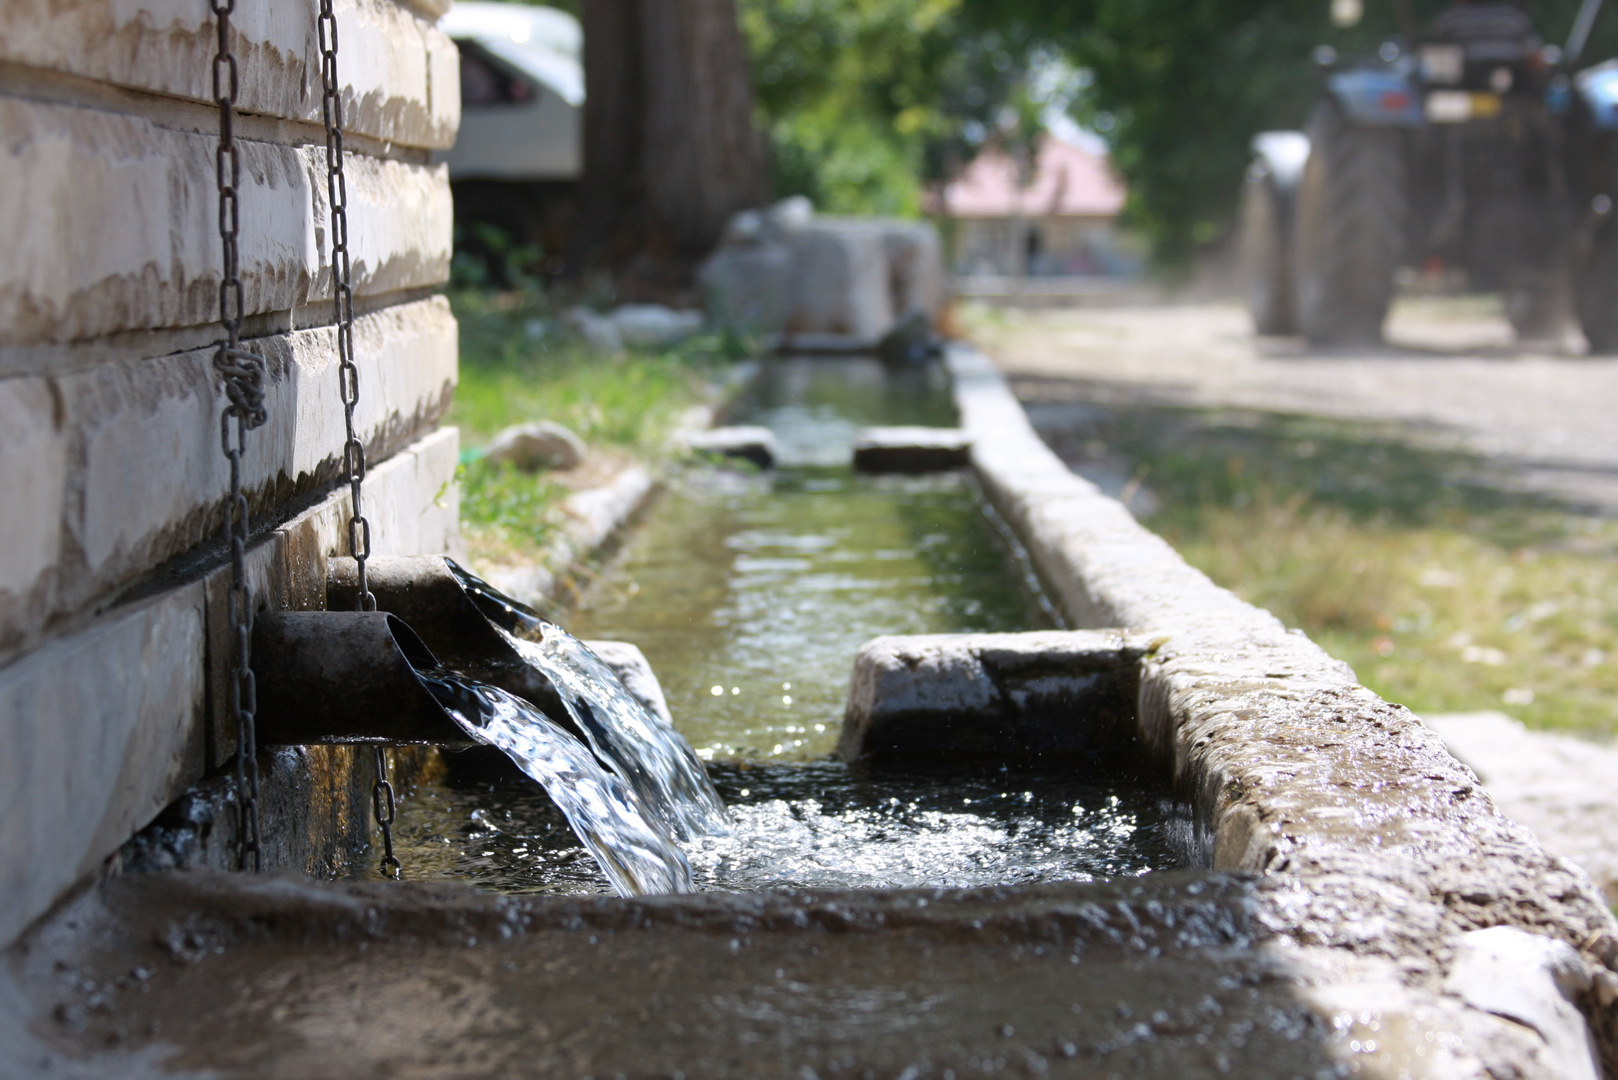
[4,348,1615,1080]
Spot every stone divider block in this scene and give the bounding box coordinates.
[685,425,776,469]
[1,0,459,149]
[945,342,1618,1076]
[851,426,972,473]
[0,97,452,348]
[0,296,456,660]
[0,423,457,949]
[838,630,1144,762]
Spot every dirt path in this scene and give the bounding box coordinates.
[970,297,1618,513]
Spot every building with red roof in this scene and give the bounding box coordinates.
[936,134,1140,278]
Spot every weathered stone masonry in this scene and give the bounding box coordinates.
[0,0,461,949]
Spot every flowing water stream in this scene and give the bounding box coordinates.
[393,357,1180,895]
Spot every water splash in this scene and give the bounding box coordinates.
[446,559,730,841]
[421,670,694,896]
[506,627,730,841]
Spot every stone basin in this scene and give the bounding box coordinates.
[5,347,1616,1079]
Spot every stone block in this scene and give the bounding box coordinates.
[0,98,452,346]
[838,630,1145,762]
[0,380,65,621]
[609,305,705,349]
[945,341,1618,1079]
[685,426,776,469]
[702,213,947,345]
[1446,927,1602,1080]
[0,0,459,149]
[585,640,675,727]
[0,298,456,658]
[0,584,205,948]
[0,420,455,942]
[780,223,893,341]
[852,426,972,473]
[698,243,793,335]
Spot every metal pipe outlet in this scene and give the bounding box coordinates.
[327,555,568,715]
[252,610,476,746]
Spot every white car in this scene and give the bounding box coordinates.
[437,2,583,181]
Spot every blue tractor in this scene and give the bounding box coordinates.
[1243,0,1618,349]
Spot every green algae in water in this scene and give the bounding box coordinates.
[571,469,1056,761]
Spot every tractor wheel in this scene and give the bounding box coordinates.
[1292,105,1406,346]
[1240,163,1297,335]
[1575,219,1618,354]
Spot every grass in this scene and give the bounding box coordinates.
[1038,406,1618,738]
[446,288,741,561]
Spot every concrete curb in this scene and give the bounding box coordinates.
[947,342,1618,1077]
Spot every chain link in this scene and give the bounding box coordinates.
[211,0,267,872]
[372,747,402,878]
[317,0,398,878]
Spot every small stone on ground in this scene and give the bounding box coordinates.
[484,421,587,472]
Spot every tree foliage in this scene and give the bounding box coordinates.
[963,0,1618,266]
[737,0,1051,215]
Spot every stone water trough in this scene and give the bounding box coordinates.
[6,346,1616,1080]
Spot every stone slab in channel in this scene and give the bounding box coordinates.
[0,0,459,149]
[0,97,452,347]
[685,426,776,469]
[839,630,1145,762]
[851,426,972,473]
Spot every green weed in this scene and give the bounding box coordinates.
[447,289,737,560]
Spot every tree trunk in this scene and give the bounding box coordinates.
[570,0,642,274]
[570,0,768,276]
[638,0,769,257]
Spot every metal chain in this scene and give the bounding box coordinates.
[211,0,268,872]
[316,0,398,878]
[372,747,401,878]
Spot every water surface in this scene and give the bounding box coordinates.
[395,760,1177,895]
[394,357,1179,894]
[570,358,1057,761]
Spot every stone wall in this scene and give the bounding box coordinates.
[0,0,461,948]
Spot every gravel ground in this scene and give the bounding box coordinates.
[971,297,1618,513]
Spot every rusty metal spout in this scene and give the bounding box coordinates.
[327,556,567,715]
[252,611,475,747]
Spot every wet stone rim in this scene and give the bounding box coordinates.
[947,342,1618,1076]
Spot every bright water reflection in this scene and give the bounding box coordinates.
[394,761,1176,895]
[421,672,694,895]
